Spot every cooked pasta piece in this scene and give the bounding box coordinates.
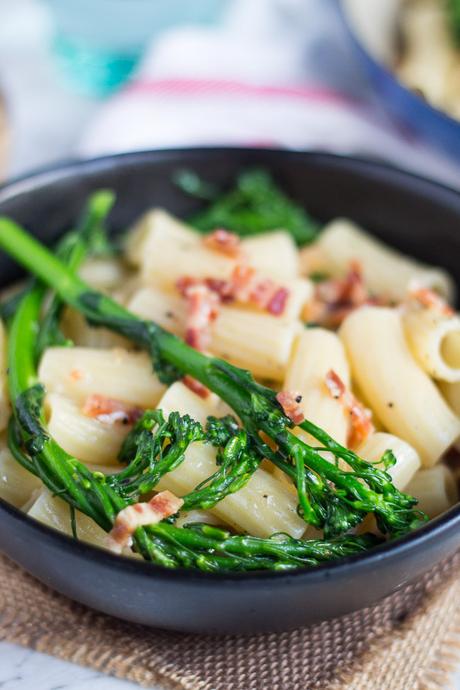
[135,210,236,289]
[46,393,129,465]
[0,440,41,508]
[299,243,330,277]
[124,208,190,266]
[0,320,8,432]
[128,287,298,380]
[28,489,111,549]
[39,346,165,407]
[128,286,184,335]
[242,231,299,280]
[79,257,129,293]
[340,306,460,466]
[277,279,313,321]
[284,328,350,446]
[356,432,421,491]
[405,465,459,518]
[317,219,453,301]
[61,308,130,349]
[175,509,224,528]
[402,303,460,382]
[127,208,300,282]
[209,307,298,381]
[156,382,306,538]
[440,380,460,418]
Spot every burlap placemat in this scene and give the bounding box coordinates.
[0,552,459,690]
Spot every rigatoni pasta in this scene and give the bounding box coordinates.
[46,393,129,465]
[39,347,166,407]
[28,489,111,549]
[402,301,460,382]
[0,439,41,508]
[356,432,421,491]
[340,306,460,466]
[405,465,459,518]
[0,172,459,574]
[317,218,453,301]
[156,383,307,538]
[129,286,298,380]
[284,328,350,446]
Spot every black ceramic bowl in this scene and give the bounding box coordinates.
[0,148,459,634]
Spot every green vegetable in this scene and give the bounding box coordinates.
[0,213,426,549]
[5,288,378,570]
[35,189,115,359]
[175,168,319,245]
[106,409,262,509]
[447,0,460,45]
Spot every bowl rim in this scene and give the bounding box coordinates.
[0,146,459,586]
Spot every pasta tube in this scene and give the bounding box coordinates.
[128,287,298,380]
[284,328,350,446]
[137,210,236,289]
[127,209,300,283]
[402,306,460,382]
[318,219,453,301]
[156,383,306,538]
[28,489,110,549]
[39,346,166,407]
[79,257,129,293]
[356,432,421,491]
[440,380,460,418]
[242,231,299,279]
[61,308,130,349]
[340,306,460,466]
[405,465,458,518]
[46,393,129,465]
[0,441,41,508]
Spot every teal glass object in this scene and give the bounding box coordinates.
[44,0,229,96]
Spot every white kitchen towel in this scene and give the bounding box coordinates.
[80,0,460,189]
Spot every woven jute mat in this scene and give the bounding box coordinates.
[0,552,459,690]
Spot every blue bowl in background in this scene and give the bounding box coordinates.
[336,0,460,162]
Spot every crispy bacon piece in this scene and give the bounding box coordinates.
[324,369,346,400]
[177,281,220,351]
[305,261,383,328]
[409,287,454,316]
[230,265,290,314]
[183,375,210,399]
[267,287,290,316]
[108,491,184,552]
[177,263,291,319]
[203,228,242,257]
[276,390,305,425]
[324,369,374,448]
[82,394,142,426]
